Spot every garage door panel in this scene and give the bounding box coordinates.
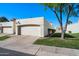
[21,26,41,36]
[3,28,13,34]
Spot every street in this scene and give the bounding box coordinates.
[0,47,34,56]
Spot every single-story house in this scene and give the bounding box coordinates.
[56,19,79,33]
[0,17,54,37]
[66,20,79,33]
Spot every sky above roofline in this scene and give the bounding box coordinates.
[0,3,79,28]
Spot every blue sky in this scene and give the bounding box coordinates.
[0,3,78,28]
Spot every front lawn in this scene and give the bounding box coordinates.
[34,33,79,49]
[0,35,10,41]
[71,33,79,38]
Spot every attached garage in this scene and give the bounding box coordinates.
[17,24,41,37]
[0,17,53,37]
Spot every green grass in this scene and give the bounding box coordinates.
[0,36,10,41]
[70,33,79,38]
[34,33,79,49]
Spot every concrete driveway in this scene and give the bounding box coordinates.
[0,35,39,46]
[0,35,40,55]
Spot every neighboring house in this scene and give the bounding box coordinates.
[0,17,54,37]
[66,20,79,33]
[56,20,79,33]
[55,26,62,33]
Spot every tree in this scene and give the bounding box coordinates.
[42,3,78,39]
[67,20,72,25]
[0,17,9,22]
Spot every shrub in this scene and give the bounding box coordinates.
[50,33,75,38]
[68,31,72,33]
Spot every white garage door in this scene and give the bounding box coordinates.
[3,28,13,34]
[21,26,41,37]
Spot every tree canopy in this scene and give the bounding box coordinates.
[67,20,72,24]
[0,17,9,22]
[42,3,79,39]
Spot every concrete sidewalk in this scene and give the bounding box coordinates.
[1,44,79,56]
[36,45,79,56]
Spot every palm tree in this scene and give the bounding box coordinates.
[42,3,78,39]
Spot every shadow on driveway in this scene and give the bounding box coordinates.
[0,47,34,56]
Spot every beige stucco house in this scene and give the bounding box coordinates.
[56,19,79,33]
[0,17,53,37]
[66,20,79,33]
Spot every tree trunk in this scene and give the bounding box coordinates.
[65,5,71,33]
[59,4,65,39]
[61,30,65,39]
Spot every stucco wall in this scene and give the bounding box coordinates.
[0,30,1,33]
[0,21,13,34]
[44,19,53,36]
[16,17,45,37]
[16,17,44,25]
[56,21,79,33]
[0,22,13,26]
[67,22,79,33]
